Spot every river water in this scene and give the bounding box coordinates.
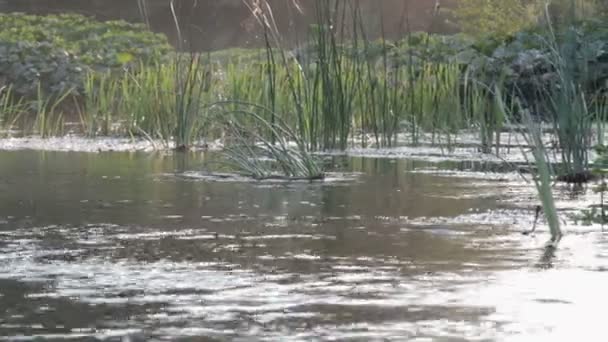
[0,150,607,341]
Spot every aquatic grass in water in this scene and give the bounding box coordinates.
[33,83,73,138]
[26,0,517,152]
[496,88,563,244]
[248,0,407,151]
[0,85,26,132]
[71,0,501,152]
[82,56,213,148]
[173,53,212,150]
[218,103,323,180]
[522,110,563,245]
[118,64,176,143]
[83,72,120,136]
[539,5,592,177]
[466,74,506,154]
[591,94,608,146]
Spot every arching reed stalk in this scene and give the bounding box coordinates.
[217,102,324,180]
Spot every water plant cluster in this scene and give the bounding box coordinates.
[1,4,607,185]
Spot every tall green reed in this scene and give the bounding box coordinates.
[83,71,120,136]
[539,4,592,177]
[0,85,26,132]
[82,55,213,148]
[33,83,73,138]
[173,53,212,150]
[591,93,608,146]
[496,87,563,244]
[239,0,495,152]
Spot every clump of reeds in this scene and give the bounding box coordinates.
[0,85,26,132]
[83,71,120,136]
[33,83,73,138]
[218,102,324,180]
[82,54,213,148]
[539,3,592,178]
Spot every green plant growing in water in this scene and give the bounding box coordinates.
[83,72,121,136]
[33,83,73,138]
[538,2,593,179]
[590,93,608,147]
[523,112,563,245]
[0,85,26,131]
[576,145,608,227]
[218,103,324,180]
[173,53,212,150]
[497,88,563,245]
[84,57,213,147]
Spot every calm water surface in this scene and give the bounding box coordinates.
[0,151,607,341]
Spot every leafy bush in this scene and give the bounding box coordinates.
[454,0,540,37]
[0,41,83,98]
[0,13,172,98]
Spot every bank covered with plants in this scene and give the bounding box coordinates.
[1,3,608,182]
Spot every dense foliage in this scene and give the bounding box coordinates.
[377,20,608,103]
[453,0,606,37]
[1,7,608,164]
[0,13,172,98]
[454,0,539,37]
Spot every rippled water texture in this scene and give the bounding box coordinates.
[1,151,607,341]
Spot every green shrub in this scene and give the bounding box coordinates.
[0,41,84,98]
[0,13,172,98]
